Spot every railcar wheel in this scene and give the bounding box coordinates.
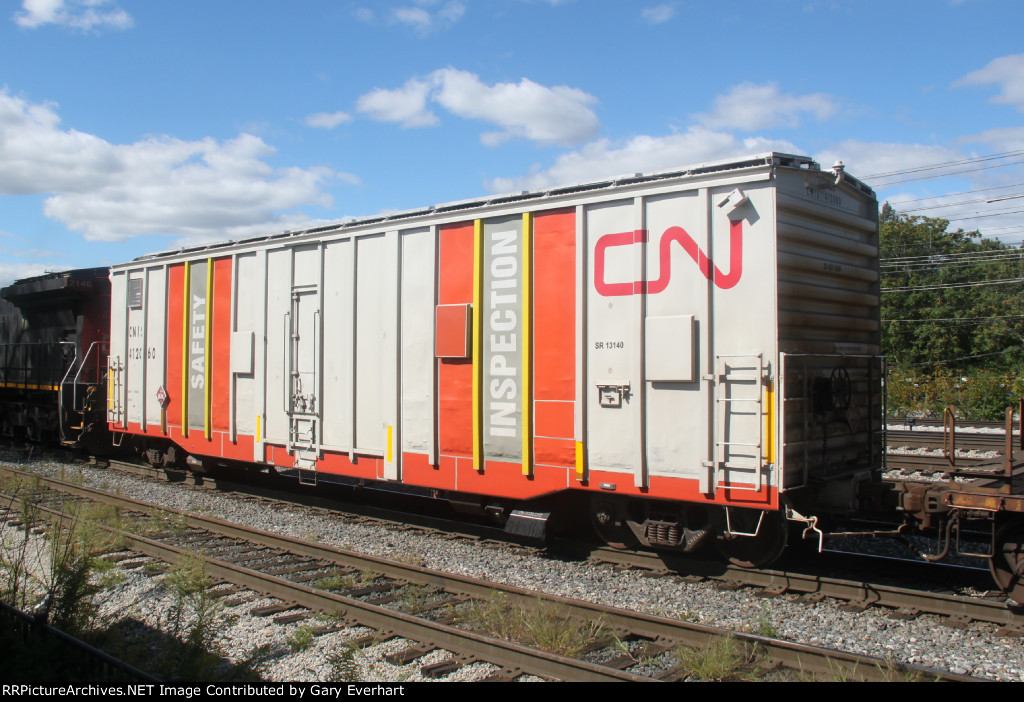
[715,508,788,568]
[590,496,638,550]
[990,519,1024,605]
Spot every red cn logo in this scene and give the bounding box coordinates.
[594,220,744,296]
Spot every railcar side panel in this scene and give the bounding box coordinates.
[232,252,259,444]
[319,240,352,453]
[143,266,167,433]
[531,208,577,470]
[399,227,438,463]
[354,233,398,459]
[586,198,642,476]
[212,258,232,435]
[264,248,292,450]
[107,154,880,519]
[437,222,475,465]
[164,264,183,438]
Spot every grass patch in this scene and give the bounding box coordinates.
[0,480,265,681]
[676,636,765,681]
[159,551,224,677]
[454,594,606,658]
[287,624,316,652]
[314,569,375,592]
[327,641,364,682]
[396,583,437,613]
[132,507,190,538]
[754,602,778,638]
[392,552,425,567]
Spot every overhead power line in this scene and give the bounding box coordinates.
[881,251,1024,271]
[945,207,1024,222]
[899,192,1024,213]
[883,314,1024,323]
[882,277,1024,292]
[863,149,1024,181]
[890,182,1024,207]
[908,348,1021,366]
[882,249,1024,263]
[871,159,1024,187]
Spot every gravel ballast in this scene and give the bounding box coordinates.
[2,453,1023,682]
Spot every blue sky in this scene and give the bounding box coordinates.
[1,0,1022,284]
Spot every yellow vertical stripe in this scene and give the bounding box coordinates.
[521,212,533,476]
[765,382,775,464]
[256,415,261,443]
[182,261,190,437]
[387,425,393,464]
[575,441,585,479]
[472,219,483,471]
[204,259,212,440]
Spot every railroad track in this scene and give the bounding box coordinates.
[581,545,1020,633]
[887,429,1009,452]
[102,458,1024,634]
[890,419,1017,431]
[0,465,981,682]
[885,453,986,472]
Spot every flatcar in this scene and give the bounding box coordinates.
[104,153,885,566]
[0,267,110,449]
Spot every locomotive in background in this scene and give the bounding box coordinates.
[0,267,110,451]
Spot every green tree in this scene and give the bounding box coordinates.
[880,204,1024,419]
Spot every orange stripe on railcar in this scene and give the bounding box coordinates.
[437,222,475,462]
[532,208,577,468]
[166,264,185,439]
[211,257,233,434]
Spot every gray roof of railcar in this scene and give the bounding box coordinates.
[132,152,874,263]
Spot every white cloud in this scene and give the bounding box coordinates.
[695,82,839,131]
[641,4,676,23]
[815,137,1024,242]
[0,89,346,244]
[961,125,1024,152]
[486,127,800,192]
[952,54,1024,112]
[356,78,438,128]
[432,68,599,146]
[356,68,599,146]
[814,140,967,184]
[389,1,466,32]
[304,111,353,129]
[0,262,68,287]
[13,0,132,31]
[437,0,466,22]
[392,6,432,29]
[0,231,70,286]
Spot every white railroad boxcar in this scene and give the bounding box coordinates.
[108,153,881,563]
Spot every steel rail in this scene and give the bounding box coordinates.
[888,430,1007,451]
[0,477,651,682]
[886,454,985,469]
[0,466,982,682]
[582,545,1017,628]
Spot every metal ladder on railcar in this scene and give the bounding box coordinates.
[714,353,769,495]
[105,352,125,435]
[285,287,322,486]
